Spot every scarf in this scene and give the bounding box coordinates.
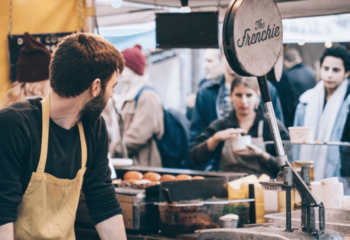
[301,79,349,180]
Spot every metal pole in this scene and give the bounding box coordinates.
[284,167,293,232]
[85,0,96,33]
[257,76,287,168]
[249,184,256,224]
[301,165,310,186]
[257,76,285,157]
[319,203,325,233]
[286,187,292,232]
[301,199,308,231]
[307,205,316,234]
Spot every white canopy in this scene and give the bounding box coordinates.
[96,0,350,27]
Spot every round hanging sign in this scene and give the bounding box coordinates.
[223,0,283,77]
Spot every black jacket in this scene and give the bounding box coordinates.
[286,63,315,101]
[190,106,290,177]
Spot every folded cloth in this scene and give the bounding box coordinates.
[323,182,343,209]
[320,178,344,209]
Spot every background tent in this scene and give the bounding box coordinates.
[0,0,83,103]
[95,0,350,27]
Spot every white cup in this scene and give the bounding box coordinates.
[288,127,314,143]
[231,135,251,151]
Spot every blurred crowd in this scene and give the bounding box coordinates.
[3,32,350,181]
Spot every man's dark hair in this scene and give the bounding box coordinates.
[50,33,124,97]
[320,46,350,72]
[284,48,301,63]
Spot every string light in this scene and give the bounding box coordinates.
[325,41,333,48]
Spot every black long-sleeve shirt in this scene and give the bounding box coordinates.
[0,98,122,226]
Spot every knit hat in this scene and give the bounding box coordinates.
[121,44,146,75]
[16,32,51,83]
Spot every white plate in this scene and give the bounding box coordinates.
[110,158,133,166]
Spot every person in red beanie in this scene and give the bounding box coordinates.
[113,44,164,166]
[2,32,51,108]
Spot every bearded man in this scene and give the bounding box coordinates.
[0,33,127,240]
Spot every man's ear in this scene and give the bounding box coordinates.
[345,71,350,79]
[91,78,101,97]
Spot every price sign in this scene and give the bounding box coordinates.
[7,32,73,82]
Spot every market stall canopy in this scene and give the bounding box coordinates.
[96,0,350,27]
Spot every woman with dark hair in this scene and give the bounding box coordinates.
[190,76,289,177]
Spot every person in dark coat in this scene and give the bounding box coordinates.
[190,76,289,177]
[284,48,316,101]
[271,71,298,128]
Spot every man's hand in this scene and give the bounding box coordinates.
[95,214,127,240]
[0,222,14,240]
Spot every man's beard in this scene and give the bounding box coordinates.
[79,89,108,122]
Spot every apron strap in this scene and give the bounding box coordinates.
[258,120,264,138]
[38,94,88,172]
[77,122,87,169]
[37,95,50,172]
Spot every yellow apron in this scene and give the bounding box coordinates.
[14,94,87,240]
